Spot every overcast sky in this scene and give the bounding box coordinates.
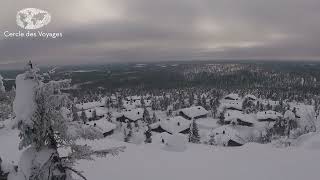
[0,0,320,69]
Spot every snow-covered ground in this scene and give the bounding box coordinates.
[1,122,320,180]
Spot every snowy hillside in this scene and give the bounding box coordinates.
[1,124,320,180]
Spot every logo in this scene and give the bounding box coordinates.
[3,8,62,39]
[16,8,51,30]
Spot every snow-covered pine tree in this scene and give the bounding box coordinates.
[80,108,88,123]
[143,107,151,125]
[0,74,5,93]
[202,96,206,108]
[217,111,225,125]
[124,123,132,143]
[106,111,112,122]
[144,126,152,143]
[188,119,200,143]
[72,104,80,122]
[151,98,157,110]
[117,96,123,112]
[10,63,124,180]
[105,97,111,109]
[92,109,97,120]
[208,134,216,145]
[140,96,145,107]
[188,92,194,106]
[196,94,202,106]
[152,112,157,124]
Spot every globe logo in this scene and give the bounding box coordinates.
[16,8,51,30]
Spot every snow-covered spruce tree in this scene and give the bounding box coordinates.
[117,96,123,112]
[217,111,225,125]
[151,98,158,111]
[0,74,5,93]
[196,94,202,106]
[142,107,151,125]
[71,105,79,122]
[207,133,216,145]
[106,112,112,122]
[209,98,220,118]
[151,112,157,124]
[201,96,207,108]
[144,126,152,144]
[188,119,200,143]
[80,108,87,123]
[140,97,145,107]
[188,92,194,106]
[11,64,124,180]
[124,123,132,143]
[105,97,110,109]
[92,109,97,120]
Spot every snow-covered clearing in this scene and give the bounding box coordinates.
[1,124,320,180]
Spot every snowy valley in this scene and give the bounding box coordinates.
[1,62,320,180]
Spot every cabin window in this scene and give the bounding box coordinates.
[223,130,225,134]
[177,122,180,126]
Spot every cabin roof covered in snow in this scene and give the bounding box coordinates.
[211,125,245,145]
[244,94,257,100]
[87,117,116,133]
[221,100,243,111]
[224,93,241,100]
[76,100,105,110]
[159,116,191,134]
[224,110,256,124]
[257,110,282,120]
[179,106,208,118]
[259,99,279,106]
[123,108,144,121]
[77,107,107,118]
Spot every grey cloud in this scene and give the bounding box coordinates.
[0,0,320,69]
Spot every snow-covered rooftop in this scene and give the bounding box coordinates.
[159,116,191,134]
[76,100,105,110]
[220,100,243,111]
[224,93,241,101]
[179,106,208,119]
[77,107,107,119]
[123,108,144,121]
[244,94,257,101]
[87,118,116,133]
[210,125,245,145]
[224,110,256,125]
[257,110,282,121]
[259,99,279,106]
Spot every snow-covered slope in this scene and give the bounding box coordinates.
[2,126,320,180]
